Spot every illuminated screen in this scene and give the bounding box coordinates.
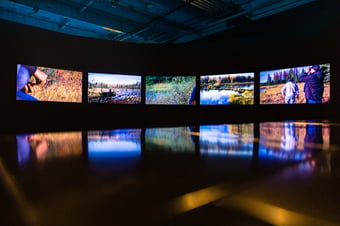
[145,126,196,152]
[260,63,330,104]
[88,72,141,104]
[200,72,254,105]
[16,131,83,165]
[199,124,254,156]
[145,76,196,105]
[16,64,82,102]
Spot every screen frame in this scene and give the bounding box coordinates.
[16,63,83,103]
[87,72,142,105]
[199,72,255,106]
[259,63,331,105]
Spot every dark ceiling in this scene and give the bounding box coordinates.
[0,0,317,44]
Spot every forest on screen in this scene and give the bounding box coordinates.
[260,64,330,104]
[200,73,254,105]
[88,73,141,104]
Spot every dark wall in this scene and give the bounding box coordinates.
[1,0,340,133]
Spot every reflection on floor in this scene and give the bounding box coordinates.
[0,120,339,226]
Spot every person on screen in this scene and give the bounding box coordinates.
[188,86,196,105]
[281,78,299,104]
[16,64,48,101]
[299,65,325,104]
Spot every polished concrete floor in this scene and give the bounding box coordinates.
[0,120,339,226]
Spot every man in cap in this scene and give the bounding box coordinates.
[299,64,325,104]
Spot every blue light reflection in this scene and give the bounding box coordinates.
[199,124,254,156]
[259,121,328,161]
[88,129,142,158]
[87,129,142,173]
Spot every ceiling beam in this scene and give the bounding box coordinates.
[9,0,144,35]
[169,0,316,43]
[0,2,112,40]
[114,0,195,42]
[79,0,95,13]
[8,0,196,43]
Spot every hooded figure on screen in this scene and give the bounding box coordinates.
[16,64,48,101]
[188,86,196,105]
[299,65,325,104]
[281,78,299,104]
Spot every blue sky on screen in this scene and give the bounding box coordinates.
[259,66,310,83]
[201,72,254,79]
[88,73,141,84]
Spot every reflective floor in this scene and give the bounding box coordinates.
[0,120,339,226]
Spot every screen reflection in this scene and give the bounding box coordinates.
[16,131,83,165]
[88,129,141,154]
[87,129,142,172]
[145,126,196,153]
[199,124,254,156]
[259,121,330,160]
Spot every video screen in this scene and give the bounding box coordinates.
[145,76,196,105]
[16,131,83,165]
[199,124,254,156]
[200,72,254,105]
[260,63,330,104]
[145,126,196,153]
[16,64,82,102]
[88,72,141,104]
